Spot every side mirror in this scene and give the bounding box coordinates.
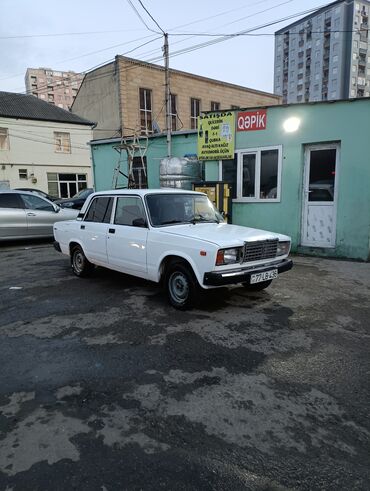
[53,204,60,213]
[132,217,147,228]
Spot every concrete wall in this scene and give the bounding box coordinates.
[0,118,93,194]
[71,63,120,139]
[228,99,370,260]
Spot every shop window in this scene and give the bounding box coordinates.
[236,146,282,202]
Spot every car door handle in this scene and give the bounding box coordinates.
[80,225,85,230]
[109,228,115,234]
[27,212,36,216]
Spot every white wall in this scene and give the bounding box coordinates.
[0,117,93,195]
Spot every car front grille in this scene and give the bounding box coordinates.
[242,239,278,263]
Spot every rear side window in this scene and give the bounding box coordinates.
[0,193,22,208]
[114,197,146,226]
[85,197,113,223]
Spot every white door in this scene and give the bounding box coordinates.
[81,196,113,265]
[301,144,339,248]
[107,196,148,275]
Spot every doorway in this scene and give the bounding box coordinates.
[301,144,339,248]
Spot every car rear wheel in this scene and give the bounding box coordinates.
[71,245,94,277]
[165,262,200,310]
[243,279,272,291]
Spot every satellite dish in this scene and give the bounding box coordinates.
[152,120,161,133]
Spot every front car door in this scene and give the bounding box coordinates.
[80,196,113,265]
[107,196,148,275]
[20,193,57,237]
[301,144,339,248]
[0,193,28,239]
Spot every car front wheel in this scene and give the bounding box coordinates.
[71,245,94,277]
[165,262,199,310]
[243,279,272,292]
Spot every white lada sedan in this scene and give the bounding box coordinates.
[53,189,293,309]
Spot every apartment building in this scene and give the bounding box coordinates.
[71,55,281,139]
[274,0,370,103]
[25,68,84,110]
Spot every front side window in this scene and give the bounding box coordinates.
[139,88,153,134]
[238,147,282,201]
[0,128,9,150]
[85,197,113,223]
[21,194,54,212]
[190,98,200,129]
[54,132,71,153]
[114,197,146,226]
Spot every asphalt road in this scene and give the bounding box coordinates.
[0,240,369,490]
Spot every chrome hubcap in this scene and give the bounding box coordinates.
[73,251,84,272]
[169,271,189,304]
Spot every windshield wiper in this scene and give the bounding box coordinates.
[189,214,219,224]
[160,219,192,225]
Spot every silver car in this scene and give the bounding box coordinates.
[0,190,79,241]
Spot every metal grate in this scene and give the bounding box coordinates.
[242,239,278,263]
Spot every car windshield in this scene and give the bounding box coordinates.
[73,188,92,199]
[146,193,224,226]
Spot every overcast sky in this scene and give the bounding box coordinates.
[1,0,327,95]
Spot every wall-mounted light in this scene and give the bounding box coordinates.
[283,117,301,133]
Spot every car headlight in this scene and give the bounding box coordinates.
[276,241,291,256]
[216,247,242,265]
[60,202,74,208]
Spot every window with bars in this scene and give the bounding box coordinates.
[190,98,200,129]
[170,93,177,131]
[54,132,71,153]
[139,88,153,134]
[211,101,220,111]
[0,128,9,150]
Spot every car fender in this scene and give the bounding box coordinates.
[155,249,211,286]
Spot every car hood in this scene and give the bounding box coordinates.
[158,222,290,248]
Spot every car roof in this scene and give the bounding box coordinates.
[88,188,206,197]
[0,189,51,199]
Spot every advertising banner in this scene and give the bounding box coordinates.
[197,112,235,160]
[237,109,267,131]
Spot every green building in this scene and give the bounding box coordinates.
[90,98,370,261]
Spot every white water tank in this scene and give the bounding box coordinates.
[160,157,201,190]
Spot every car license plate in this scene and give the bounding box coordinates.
[250,269,278,284]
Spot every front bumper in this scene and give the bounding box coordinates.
[203,259,293,286]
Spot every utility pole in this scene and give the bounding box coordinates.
[163,33,171,158]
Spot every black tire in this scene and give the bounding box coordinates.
[71,245,94,277]
[165,262,200,310]
[243,279,272,292]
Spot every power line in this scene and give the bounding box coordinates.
[137,0,165,34]
[126,0,161,34]
[0,29,146,40]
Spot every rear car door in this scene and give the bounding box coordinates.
[107,196,148,274]
[20,193,57,237]
[80,196,113,265]
[0,193,28,239]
